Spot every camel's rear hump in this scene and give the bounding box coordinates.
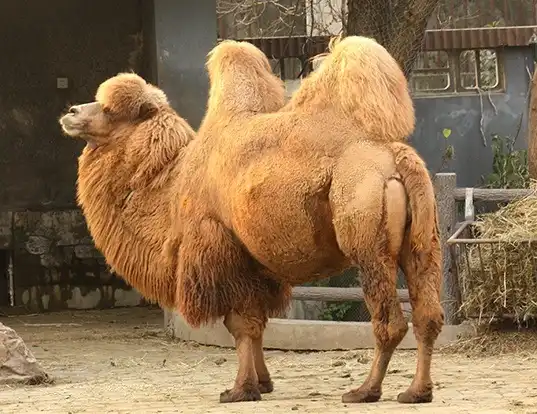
[286,36,415,143]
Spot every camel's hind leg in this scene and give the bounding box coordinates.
[397,232,444,403]
[331,170,409,403]
[343,258,408,403]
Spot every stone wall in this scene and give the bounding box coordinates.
[2,209,143,312]
[0,1,148,311]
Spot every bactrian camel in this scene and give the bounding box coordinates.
[59,35,444,405]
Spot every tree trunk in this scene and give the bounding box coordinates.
[345,0,441,77]
[528,68,537,179]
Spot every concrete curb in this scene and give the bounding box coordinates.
[164,311,472,351]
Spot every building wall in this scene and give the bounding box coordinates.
[411,46,533,187]
[0,0,146,311]
[0,2,532,314]
[0,0,146,209]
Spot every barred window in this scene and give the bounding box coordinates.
[411,48,503,95]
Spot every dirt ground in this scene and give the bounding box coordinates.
[1,308,536,414]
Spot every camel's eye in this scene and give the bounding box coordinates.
[102,106,111,115]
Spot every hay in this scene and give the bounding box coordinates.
[440,323,537,357]
[458,184,537,325]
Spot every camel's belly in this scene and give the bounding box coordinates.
[229,166,348,284]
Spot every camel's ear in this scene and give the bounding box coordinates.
[138,100,158,120]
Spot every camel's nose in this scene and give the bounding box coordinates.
[68,105,80,115]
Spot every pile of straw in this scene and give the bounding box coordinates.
[458,186,537,325]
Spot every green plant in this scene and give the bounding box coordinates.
[437,128,455,173]
[319,301,354,321]
[309,269,370,322]
[482,134,529,189]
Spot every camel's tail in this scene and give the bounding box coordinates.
[390,142,438,253]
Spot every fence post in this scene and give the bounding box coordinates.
[433,173,460,325]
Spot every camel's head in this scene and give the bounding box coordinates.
[59,73,168,148]
[205,40,285,114]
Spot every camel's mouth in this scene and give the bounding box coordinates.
[59,113,87,137]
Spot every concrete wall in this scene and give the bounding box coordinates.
[11,210,145,311]
[150,0,217,129]
[0,0,145,210]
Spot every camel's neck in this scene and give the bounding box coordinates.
[76,146,184,309]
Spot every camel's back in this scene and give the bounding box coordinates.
[214,110,397,180]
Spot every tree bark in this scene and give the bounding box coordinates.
[528,68,537,179]
[345,0,441,77]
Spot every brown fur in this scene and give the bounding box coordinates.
[389,142,438,253]
[60,72,291,327]
[205,40,286,117]
[285,36,415,142]
[60,73,193,309]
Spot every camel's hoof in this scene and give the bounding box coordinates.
[219,387,262,403]
[258,379,274,394]
[397,388,433,404]
[341,388,382,403]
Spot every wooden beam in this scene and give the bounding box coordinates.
[434,173,461,325]
[453,188,531,202]
[292,286,410,303]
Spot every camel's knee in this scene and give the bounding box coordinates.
[368,293,409,349]
[224,311,267,340]
[411,303,444,344]
[372,312,409,350]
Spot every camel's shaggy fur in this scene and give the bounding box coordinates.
[59,35,443,407]
[285,36,415,142]
[60,73,291,325]
[205,40,286,117]
[61,73,193,309]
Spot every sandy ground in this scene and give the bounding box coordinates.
[1,308,536,414]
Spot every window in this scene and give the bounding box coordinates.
[411,51,451,93]
[459,49,500,91]
[410,48,502,95]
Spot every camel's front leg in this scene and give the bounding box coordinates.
[220,311,267,403]
[253,334,273,393]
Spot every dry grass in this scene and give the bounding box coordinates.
[440,319,537,356]
[456,184,537,325]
